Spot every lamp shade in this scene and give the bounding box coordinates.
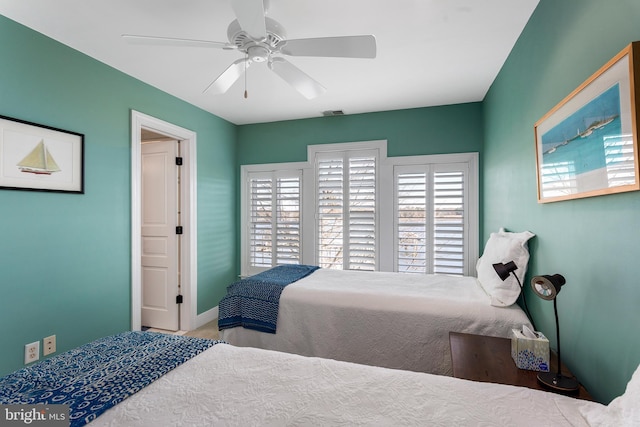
[531,274,566,300]
[493,261,517,281]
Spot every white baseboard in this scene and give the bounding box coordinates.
[195,305,218,328]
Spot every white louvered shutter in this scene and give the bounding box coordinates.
[348,155,376,270]
[248,171,301,269]
[249,176,273,268]
[396,170,428,274]
[316,151,377,271]
[317,157,344,269]
[394,164,467,276]
[433,169,465,275]
[275,176,301,265]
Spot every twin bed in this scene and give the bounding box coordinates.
[2,331,636,426]
[220,267,532,375]
[219,228,539,375]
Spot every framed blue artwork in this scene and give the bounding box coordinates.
[534,42,640,203]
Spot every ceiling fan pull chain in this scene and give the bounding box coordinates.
[244,53,248,99]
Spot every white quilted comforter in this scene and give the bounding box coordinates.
[91,343,602,427]
[222,269,532,375]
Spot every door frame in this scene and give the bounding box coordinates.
[131,110,198,331]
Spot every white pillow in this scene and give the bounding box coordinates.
[476,228,535,307]
[579,363,640,426]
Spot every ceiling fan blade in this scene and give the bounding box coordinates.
[268,57,326,99]
[122,34,234,49]
[280,35,377,58]
[204,58,251,94]
[230,0,267,40]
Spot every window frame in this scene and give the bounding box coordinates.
[241,146,478,277]
[383,152,479,276]
[240,162,309,277]
[308,141,386,270]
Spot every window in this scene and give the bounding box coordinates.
[241,165,304,276]
[391,154,478,276]
[241,143,478,277]
[315,149,378,270]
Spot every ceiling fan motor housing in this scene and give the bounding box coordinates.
[227,17,287,58]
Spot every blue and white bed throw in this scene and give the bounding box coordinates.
[0,331,220,427]
[218,264,320,333]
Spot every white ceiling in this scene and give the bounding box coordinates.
[0,0,539,125]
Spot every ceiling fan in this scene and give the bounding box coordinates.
[122,0,377,99]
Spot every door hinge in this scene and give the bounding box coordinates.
[176,295,183,304]
[176,226,183,235]
[176,157,183,166]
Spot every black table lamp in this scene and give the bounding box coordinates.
[530,274,579,392]
[493,261,535,330]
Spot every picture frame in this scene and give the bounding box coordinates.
[0,115,84,193]
[534,42,640,203]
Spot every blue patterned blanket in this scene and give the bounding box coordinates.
[218,264,320,333]
[0,331,221,427]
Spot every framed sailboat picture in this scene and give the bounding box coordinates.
[534,42,640,203]
[0,115,84,193]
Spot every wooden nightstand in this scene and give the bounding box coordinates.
[449,331,592,401]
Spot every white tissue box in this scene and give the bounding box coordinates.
[510,328,550,372]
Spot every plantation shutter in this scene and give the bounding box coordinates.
[317,157,344,269]
[316,150,377,271]
[433,168,465,275]
[242,145,476,277]
[275,176,301,265]
[396,171,428,274]
[248,171,301,269]
[394,163,467,276]
[348,155,376,270]
[249,176,273,268]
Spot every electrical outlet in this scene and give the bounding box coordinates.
[43,335,56,356]
[24,341,39,364]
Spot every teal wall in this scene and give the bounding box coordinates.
[237,103,483,165]
[0,15,237,376]
[483,0,640,403]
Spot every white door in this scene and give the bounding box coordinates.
[141,140,180,331]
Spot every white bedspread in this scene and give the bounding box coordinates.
[222,269,532,375]
[91,343,601,427]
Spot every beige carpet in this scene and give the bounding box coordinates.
[143,319,220,340]
[183,319,219,340]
